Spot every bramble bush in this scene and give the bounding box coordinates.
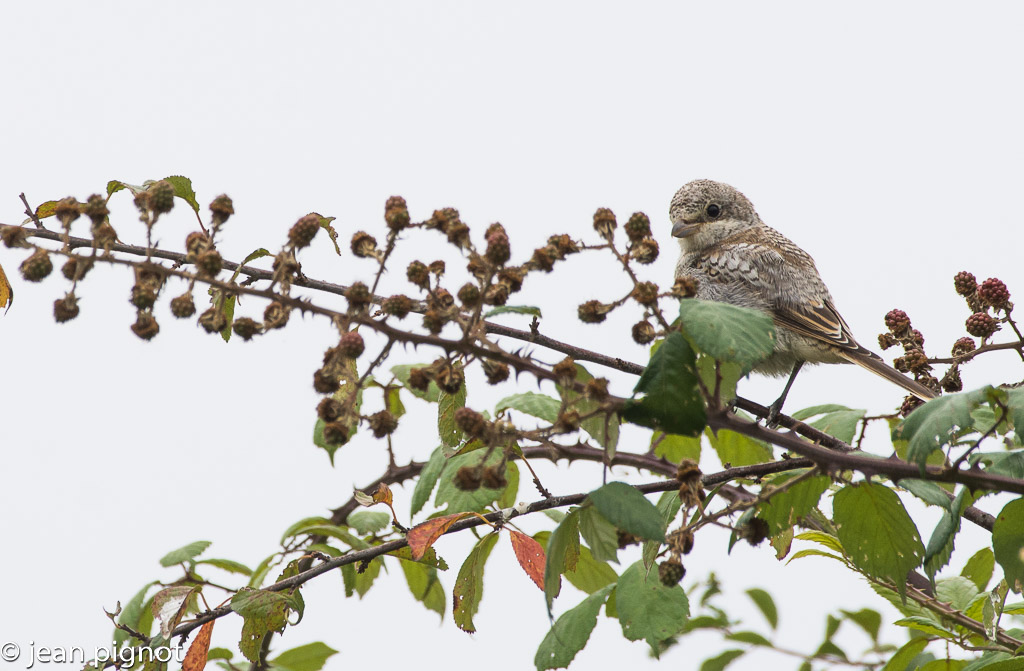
[2,177,1024,671]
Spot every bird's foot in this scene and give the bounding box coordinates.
[765,400,784,429]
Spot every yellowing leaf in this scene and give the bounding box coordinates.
[407,512,471,560]
[151,586,197,640]
[182,620,214,671]
[0,262,12,313]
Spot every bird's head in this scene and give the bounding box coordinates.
[669,180,760,250]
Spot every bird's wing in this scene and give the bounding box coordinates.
[771,296,877,359]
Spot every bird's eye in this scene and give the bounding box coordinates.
[705,203,721,219]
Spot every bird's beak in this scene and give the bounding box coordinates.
[671,221,701,238]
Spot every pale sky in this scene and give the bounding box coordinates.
[2,3,1022,670]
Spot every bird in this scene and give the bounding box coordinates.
[669,179,936,421]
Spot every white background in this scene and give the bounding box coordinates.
[2,2,1022,670]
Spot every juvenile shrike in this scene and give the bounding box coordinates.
[670,179,936,419]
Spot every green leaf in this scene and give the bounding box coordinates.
[159,540,211,567]
[893,616,956,639]
[483,305,542,318]
[992,497,1024,593]
[280,516,331,545]
[346,511,391,535]
[1006,387,1024,442]
[453,533,500,632]
[643,491,683,570]
[219,293,236,342]
[313,213,341,255]
[895,387,992,466]
[981,451,1024,479]
[557,363,619,451]
[678,299,775,370]
[107,179,146,197]
[269,642,338,671]
[391,364,441,402]
[961,547,995,592]
[354,556,382,597]
[498,461,520,509]
[621,332,705,436]
[33,200,59,220]
[833,483,924,591]
[695,356,742,405]
[699,650,746,671]
[435,448,508,513]
[587,482,665,541]
[400,559,445,619]
[231,590,294,662]
[899,479,953,509]
[616,561,690,653]
[496,392,561,424]
[791,404,855,420]
[564,545,619,594]
[437,381,467,447]
[163,175,200,215]
[724,631,770,646]
[745,588,778,629]
[340,563,356,598]
[706,428,773,467]
[113,582,158,648]
[795,531,845,554]
[809,409,865,444]
[652,431,701,463]
[756,470,830,535]
[411,447,445,516]
[578,505,619,563]
[936,575,980,611]
[840,608,881,642]
[881,637,929,671]
[534,585,614,670]
[228,248,272,285]
[544,510,581,612]
[196,558,253,576]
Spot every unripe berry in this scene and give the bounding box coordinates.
[631,281,659,306]
[147,181,176,215]
[455,407,489,439]
[344,282,372,312]
[577,300,611,324]
[170,293,196,318]
[131,312,160,340]
[658,559,686,586]
[199,306,228,333]
[531,246,558,272]
[481,466,507,490]
[434,363,464,394]
[630,237,660,264]
[446,222,471,248]
[965,312,997,338]
[407,367,431,392]
[485,226,511,265]
[407,261,430,290]
[941,367,963,393]
[130,284,157,310]
[953,271,977,297]
[368,410,398,438]
[483,284,509,306]
[382,294,414,318]
[263,301,290,329]
[900,395,923,417]
[585,377,609,401]
[82,194,109,225]
[552,357,577,383]
[457,283,481,307]
[313,369,341,394]
[951,337,975,356]
[878,333,897,350]
[317,397,344,422]
[209,194,234,225]
[454,466,483,491]
[497,267,525,293]
[884,309,911,335]
[232,317,260,341]
[1,225,28,248]
[548,234,579,256]
[62,257,93,281]
[53,294,79,323]
[196,249,223,276]
[632,320,656,344]
[54,197,81,228]
[322,421,350,447]
[978,278,1010,308]
[482,359,510,385]
[350,231,379,258]
[384,196,410,231]
[422,308,447,334]
[339,331,365,358]
[624,212,652,243]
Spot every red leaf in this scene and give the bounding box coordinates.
[407,512,470,560]
[182,620,214,671]
[509,530,546,590]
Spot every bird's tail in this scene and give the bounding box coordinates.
[838,349,937,401]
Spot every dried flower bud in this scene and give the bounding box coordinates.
[82,194,109,225]
[339,331,365,358]
[667,527,695,555]
[531,246,559,272]
[737,517,769,547]
[497,267,526,293]
[434,362,464,394]
[422,308,447,334]
[878,333,897,350]
[317,397,344,422]
[429,288,454,309]
[196,249,223,277]
[884,309,911,336]
[351,231,379,258]
[1,225,28,248]
[953,271,977,297]
[903,347,930,374]
[407,367,431,392]
[54,197,81,228]
[481,466,507,490]
[131,312,160,340]
[630,237,660,264]
[92,222,117,247]
[555,409,581,432]
[53,294,79,323]
[548,234,579,256]
[482,359,510,385]
[951,337,976,357]
[322,421,351,447]
[313,369,341,394]
[455,407,489,439]
[184,231,210,258]
[368,410,399,438]
[407,261,430,290]
[631,281,659,306]
[586,377,609,401]
[446,222,471,249]
[940,367,963,393]
[632,320,656,344]
[232,317,260,341]
[384,196,410,231]
[61,257,93,281]
[672,276,698,298]
[263,301,290,329]
[199,306,229,333]
[910,329,925,347]
[466,256,488,281]
[426,207,459,232]
[146,181,175,215]
[130,284,157,310]
[900,395,923,417]
[592,207,617,240]
[577,299,612,324]
[289,214,321,248]
[485,226,511,265]
[978,278,1011,309]
[483,284,510,306]
[209,194,234,225]
[624,212,652,243]
[344,282,372,312]
[20,249,52,282]
[454,466,483,491]
[552,357,577,384]
[428,260,446,276]
[170,293,196,318]
[892,356,909,373]
[382,294,414,318]
[965,312,998,339]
